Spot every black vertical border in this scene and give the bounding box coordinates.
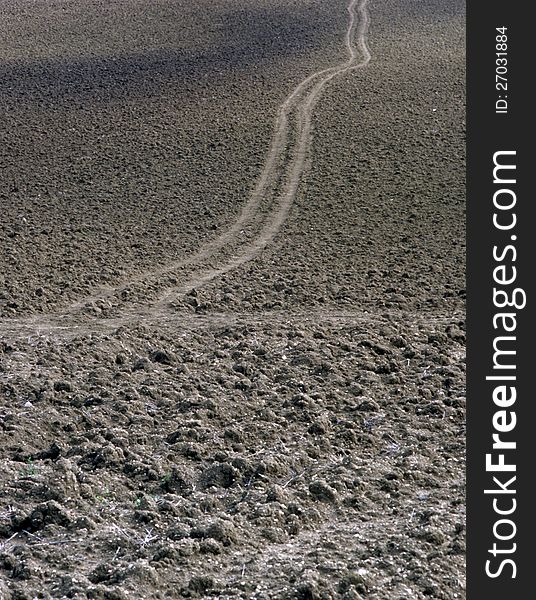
[467,1,533,597]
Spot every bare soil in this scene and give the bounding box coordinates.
[1,0,465,598]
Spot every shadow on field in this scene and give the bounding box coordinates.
[0,3,338,104]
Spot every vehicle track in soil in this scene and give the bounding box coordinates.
[0,309,464,345]
[1,0,372,341]
[155,0,371,308]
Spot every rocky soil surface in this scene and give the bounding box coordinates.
[1,0,465,598]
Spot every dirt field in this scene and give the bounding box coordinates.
[1,0,465,598]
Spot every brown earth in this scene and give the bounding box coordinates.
[0,0,465,598]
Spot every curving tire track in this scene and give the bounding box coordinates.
[0,0,372,337]
[157,0,371,306]
[67,0,371,314]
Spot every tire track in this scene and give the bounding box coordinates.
[157,0,371,307]
[69,0,372,314]
[0,309,464,343]
[0,0,371,337]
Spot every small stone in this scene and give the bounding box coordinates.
[205,520,237,546]
[357,399,379,412]
[309,480,338,503]
[132,357,150,371]
[199,539,221,554]
[150,350,174,365]
[53,381,72,392]
[189,575,215,593]
[308,418,330,435]
[266,484,289,503]
[200,463,238,489]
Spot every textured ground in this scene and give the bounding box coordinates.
[0,0,465,598]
